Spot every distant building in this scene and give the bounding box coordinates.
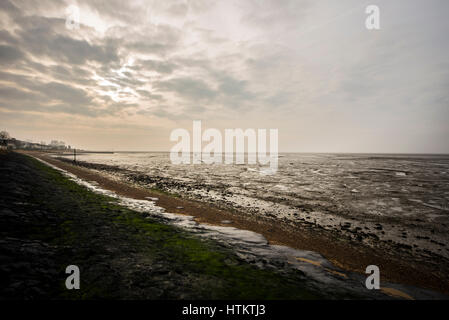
[50,140,67,150]
[0,130,69,151]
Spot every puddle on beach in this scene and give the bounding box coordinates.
[37,157,447,299]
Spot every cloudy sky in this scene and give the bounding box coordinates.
[0,0,448,152]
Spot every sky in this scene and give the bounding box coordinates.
[0,0,448,153]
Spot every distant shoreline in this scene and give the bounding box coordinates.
[52,150,449,156]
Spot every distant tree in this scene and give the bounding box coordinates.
[0,131,11,140]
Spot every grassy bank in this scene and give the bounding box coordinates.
[0,152,320,300]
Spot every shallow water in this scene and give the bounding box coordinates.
[50,153,449,299]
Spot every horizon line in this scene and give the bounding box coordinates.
[68,150,449,156]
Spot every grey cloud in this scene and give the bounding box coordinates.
[0,44,24,63]
[216,75,254,99]
[18,61,97,87]
[0,68,119,117]
[166,2,189,17]
[0,30,19,45]
[47,103,101,117]
[79,0,149,24]
[49,35,118,65]
[48,65,96,86]
[37,81,92,105]
[152,108,184,120]
[0,0,20,17]
[0,86,42,102]
[2,9,121,66]
[136,90,165,101]
[0,82,126,118]
[99,74,145,89]
[135,59,177,74]
[0,71,92,107]
[0,71,41,90]
[240,0,310,31]
[154,77,217,101]
[123,25,182,55]
[138,105,189,120]
[18,27,119,65]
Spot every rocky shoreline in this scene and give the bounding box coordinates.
[45,154,449,296]
[1,152,328,299]
[3,151,448,299]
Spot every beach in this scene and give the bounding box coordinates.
[5,150,446,298]
[2,151,327,299]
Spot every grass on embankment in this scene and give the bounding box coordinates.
[1,152,320,299]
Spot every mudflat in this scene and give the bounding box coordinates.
[21,151,449,296]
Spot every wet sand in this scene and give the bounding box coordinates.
[21,151,449,295]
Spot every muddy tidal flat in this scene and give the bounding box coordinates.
[2,151,449,299]
[52,152,449,294]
